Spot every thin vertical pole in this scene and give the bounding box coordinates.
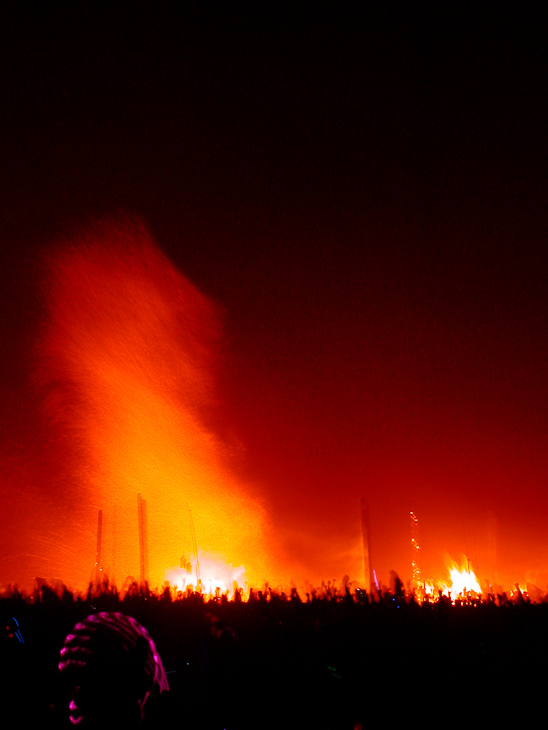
[112,505,117,588]
[138,494,145,586]
[95,509,103,586]
[360,499,373,594]
[143,497,149,584]
[189,508,201,590]
[410,511,421,590]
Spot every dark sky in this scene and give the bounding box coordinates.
[1,5,546,588]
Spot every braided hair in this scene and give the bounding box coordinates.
[59,612,169,726]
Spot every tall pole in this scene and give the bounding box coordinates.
[111,505,117,588]
[137,494,147,586]
[95,509,103,586]
[410,511,421,593]
[188,507,201,591]
[143,497,149,584]
[360,499,373,594]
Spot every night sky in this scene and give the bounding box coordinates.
[1,6,546,590]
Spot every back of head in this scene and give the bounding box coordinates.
[59,611,169,727]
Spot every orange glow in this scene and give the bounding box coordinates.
[421,556,482,601]
[165,555,246,598]
[415,556,484,602]
[446,557,482,599]
[33,219,277,590]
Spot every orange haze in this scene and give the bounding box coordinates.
[25,219,277,590]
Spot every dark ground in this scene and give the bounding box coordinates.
[1,584,545,728]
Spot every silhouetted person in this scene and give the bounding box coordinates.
[59,611,169,727]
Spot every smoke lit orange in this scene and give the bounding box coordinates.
[33,218,275,590]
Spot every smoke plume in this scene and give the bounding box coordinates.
[22,218,274,589]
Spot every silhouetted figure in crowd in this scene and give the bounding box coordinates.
[202,612,239,729]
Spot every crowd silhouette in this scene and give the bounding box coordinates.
[1,576,546,728]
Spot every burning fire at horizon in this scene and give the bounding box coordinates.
[418,555,483,601]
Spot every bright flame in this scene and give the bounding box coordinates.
[448,565,481,598]
[443,556,482,599]
[165,554,246,598]
[416,557,483,602]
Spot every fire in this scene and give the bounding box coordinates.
[31,218,276,590]
[447,560,482,599]
[415,556,483,602]
[165,555,247,598]
[427,556,482,600]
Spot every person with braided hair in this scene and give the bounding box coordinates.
[59,612,169,727]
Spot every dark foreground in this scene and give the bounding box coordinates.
[1,582,546,729]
